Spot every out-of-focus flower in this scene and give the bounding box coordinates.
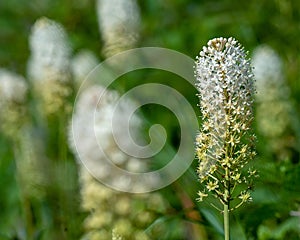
[70,85,147,183]
[77,165,166,240]
[27,17,73,116]
[252,45,296,160]
[96,0,141,57]
[69,85,168,239]
[0,69,28,138]
[252,45,284,97]
[0,69,46,217]
[195,37,257,209]
[71,49,99,89]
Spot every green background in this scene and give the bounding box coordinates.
[0,0,300,239]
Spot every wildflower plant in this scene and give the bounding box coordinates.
[195,37,257,239]
[252,45,297,161]
[27,17,80,239]
[69,85,168,240]
[0,69,48,237]
[27,17,73,117]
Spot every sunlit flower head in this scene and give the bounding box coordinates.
[195,37,257,208]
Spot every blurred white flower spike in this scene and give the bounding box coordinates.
[252,45,296,160]
[70,86,169,237]
[70,85,152,192]
[27,17,73,115]
[97,0,141,57]
[252,45,287,101]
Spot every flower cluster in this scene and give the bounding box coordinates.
[252,45,285,100]
[96,0,140,57]
[69,85,168,239]
[70,85,147,183]
[195,37,257,209]
[27,17,73,116]
[78,168,166,240]
[252,45,295,160]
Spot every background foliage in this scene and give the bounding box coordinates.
[0,0,300,239]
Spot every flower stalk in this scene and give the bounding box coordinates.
[195,37,257,239]
[224,203,230,240]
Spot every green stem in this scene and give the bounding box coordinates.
[14,129,35,239]
[224,203,230,240]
